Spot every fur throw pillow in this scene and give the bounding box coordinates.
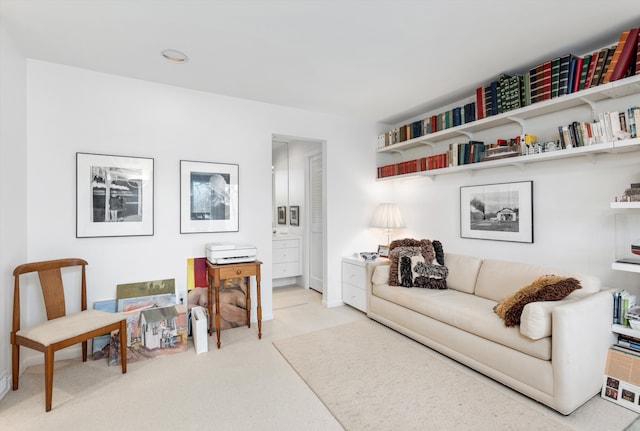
[388,238,447,289]
[494,275,582,327]
[388,239,435,286]
[413,262,448,289]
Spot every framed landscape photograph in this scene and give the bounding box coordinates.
[290,206,299,226]
[277,206,286,225]
[180,160,239,233]
[76,152,154,238]
[460,181,533,243]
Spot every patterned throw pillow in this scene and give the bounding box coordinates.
[388,238,447,289]
[494,275,582,327]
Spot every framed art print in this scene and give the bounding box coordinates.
[180,160,239,233]
[76,152,154,238]
[290,206,299,226]
[460,181,533,243]
[277,206,286,225]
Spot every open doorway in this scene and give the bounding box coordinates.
[271,134,325,295]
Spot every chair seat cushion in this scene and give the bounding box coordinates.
[16,310,125,346]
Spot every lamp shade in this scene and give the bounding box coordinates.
[370,203,406,229]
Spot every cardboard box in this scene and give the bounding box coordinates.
[191,306,209,354]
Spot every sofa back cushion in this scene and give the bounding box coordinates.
[444,253,482,294]
[474,258,601,302]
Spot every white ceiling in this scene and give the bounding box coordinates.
[2,1,640,125]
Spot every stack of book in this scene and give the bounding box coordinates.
[614,289,636,326]
[376,157,427,178]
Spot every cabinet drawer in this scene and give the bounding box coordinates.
[273,247,299,263]
[342,263,366,290]
[273,262,301,278]
[342,282,366,312]
[218,264,258,279]
[273,239,300,249]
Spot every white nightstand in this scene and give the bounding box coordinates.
[342,256,382,312]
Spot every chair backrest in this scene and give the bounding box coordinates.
[12,258,88,330]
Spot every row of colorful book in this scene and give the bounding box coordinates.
[378,25,640,149]
[558,106,640,148]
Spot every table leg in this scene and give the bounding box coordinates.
[256,266,262,340]
[214,271,221,349]
[246,276,251,329]
[207,275,213,336]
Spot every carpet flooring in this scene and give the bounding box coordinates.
[274,320,638,431]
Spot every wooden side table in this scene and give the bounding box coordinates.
[206,260,263,349]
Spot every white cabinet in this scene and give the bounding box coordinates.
[611,202,640,273]
[273,237,302,279]
[342,257,383,312]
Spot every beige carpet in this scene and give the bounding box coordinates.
[273,320,636,431]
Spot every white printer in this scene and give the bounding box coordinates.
[205,242,257,264]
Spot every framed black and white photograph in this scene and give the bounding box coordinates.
[76,152,154,238]
[460,181,533,243]
[277,206,286,225]
[290,206,299,226]
[180,160,239,233]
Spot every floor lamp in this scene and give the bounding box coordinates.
[370,203,406,246]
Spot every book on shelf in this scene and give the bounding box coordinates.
[637,32,640,75]
[614,290,637,326]
[475,87,485,120]
[578,54,592,90]
[557,54,575,96]
[585,50,600,88]
[602,29,630,84]
[610,27,640,82]
[572,56,583,93]
[590,47,612,87]
[551,56,561,98]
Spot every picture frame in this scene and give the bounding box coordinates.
[180,160,239,233]
[277,206,286,225]
[76,152,154,238]
[460,181,533,243]
[290,205,300,226]
[377,244,390,258]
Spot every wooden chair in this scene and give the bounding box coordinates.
[11,258,127,412]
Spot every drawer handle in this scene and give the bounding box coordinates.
[236,270,242,275]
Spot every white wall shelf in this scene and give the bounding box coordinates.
[377,74,640,181]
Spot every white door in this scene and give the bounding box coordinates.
[309,153,324,293]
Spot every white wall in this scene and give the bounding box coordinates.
[0,23,27,398]
[5,60,383,373]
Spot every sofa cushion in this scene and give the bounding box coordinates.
[371,283,551,360]
[443,253,482,294]
[494,275,582,327]
[520,299,575,340]
[474,259,600,302]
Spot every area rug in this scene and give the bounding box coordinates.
[274,320,574,431]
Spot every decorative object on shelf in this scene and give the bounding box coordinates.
[359,252,378,261]
[289,205,299,226]
[180,160,239,233]
[377,245,389,258]
[460,181,533,243]
[618,183,640,202]
[277,206,286,225]
[370,203,406,245]
[76,152,154,238]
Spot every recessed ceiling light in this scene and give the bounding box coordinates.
[161,49,188,64]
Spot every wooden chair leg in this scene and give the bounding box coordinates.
[11,343,19,390]
[82,341,88,362]
[44,347,54,412]
[119,320,127,374]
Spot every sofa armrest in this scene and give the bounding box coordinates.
[551,290,615,414]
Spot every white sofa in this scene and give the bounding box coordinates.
[366,252,615,415]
